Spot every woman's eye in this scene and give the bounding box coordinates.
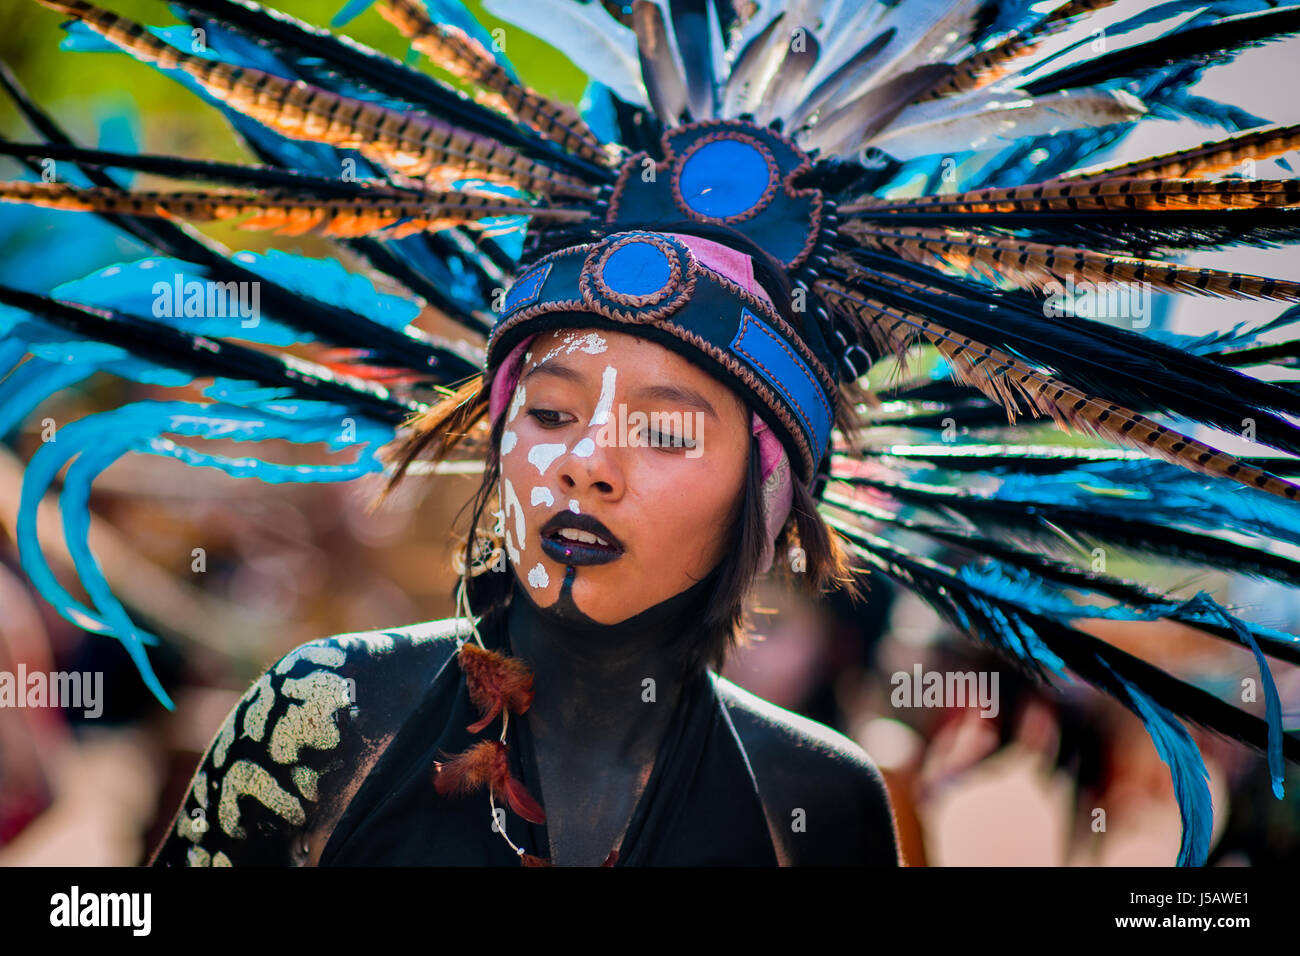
[528,408,568,427]
[648,430,697,451]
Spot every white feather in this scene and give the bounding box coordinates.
[840,0,982,101]
[482,0,647,107]
[720,7,788,117]
[860,88,1148,161]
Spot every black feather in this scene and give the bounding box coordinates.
[1023,5,1300,95]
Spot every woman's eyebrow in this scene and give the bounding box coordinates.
[522,361,719,421]
[630,384,719,421]
[521,361,585,386]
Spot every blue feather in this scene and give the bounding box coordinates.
[1105,662,1214,866]
[15,399,396,708]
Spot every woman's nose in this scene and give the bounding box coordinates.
[556,428,622,498]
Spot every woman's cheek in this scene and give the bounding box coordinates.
[501,431,569,595]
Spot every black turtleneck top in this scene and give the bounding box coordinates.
[150,571,900,867]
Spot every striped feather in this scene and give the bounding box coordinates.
[37,0,595,198]
[842,178,1300,215]
[816,277,1300,504]
[840,221,1300,301]
[924,0,1121,100]
[376,0,611,166]
[1061,122,1300,181]
[0,180,585,238]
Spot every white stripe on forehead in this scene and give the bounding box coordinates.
[588,365,617,427]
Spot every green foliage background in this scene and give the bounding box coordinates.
[0,0,588,159]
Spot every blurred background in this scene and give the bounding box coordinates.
[1,0,1299,866]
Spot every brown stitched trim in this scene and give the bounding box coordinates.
[673,324,817,481]
[586,233,686,308]
[486,240,598,358]
[731,308,831,450]
[579,237,700,323]
[671,131,780,226]
[605,150,652,224]
[606,121,824,269]
[501,260,552,312]
[484,297,819,480]
[703,265,837,399]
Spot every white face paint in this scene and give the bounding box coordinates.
[571,437,595,458]
[502,478,525,563]
[536,330,608,367]
[527,563,549,589]
[501,430,518,456]
[507,383,526,424]
[568,499,580,514]
[588,365,617,427]
[531,486,554,507]
[527,442,567,475]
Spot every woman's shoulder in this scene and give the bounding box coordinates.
[150,616,476,866]
[711,673,901,865]
[268,616,476,689]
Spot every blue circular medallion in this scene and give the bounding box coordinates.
[601,239,673,298]
[678,138,775,220]
[581,232,696,320]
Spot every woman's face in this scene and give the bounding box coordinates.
[496,326,751,624]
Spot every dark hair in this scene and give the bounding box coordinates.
[371,220,868,675]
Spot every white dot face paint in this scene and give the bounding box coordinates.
[588,365,617,427]
[527,563,549,589]
[506,383,526,424]
[568,499,580,514]
[572,437,595,458]
[531,486,554,507]
[502,478,524,563]
[501,430,517,456]
[527,442,567,475]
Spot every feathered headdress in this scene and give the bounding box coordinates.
[3,0,1300,866]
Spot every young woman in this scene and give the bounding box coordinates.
[149,224,902,867]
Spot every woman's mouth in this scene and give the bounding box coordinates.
[539,514,625,566]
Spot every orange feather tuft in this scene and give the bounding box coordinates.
[458,643,536,733]
[432,740,503,797]
[432,739,547,824]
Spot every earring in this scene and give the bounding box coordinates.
[452,479,507,579]
[441,478,549,866]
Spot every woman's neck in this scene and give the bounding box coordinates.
[504,565,720,754]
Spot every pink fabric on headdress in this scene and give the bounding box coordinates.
[486,235,794,573]
[662,232,776,311]
[488,332,537,425]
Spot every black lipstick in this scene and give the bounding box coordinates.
[539,511,625,566]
